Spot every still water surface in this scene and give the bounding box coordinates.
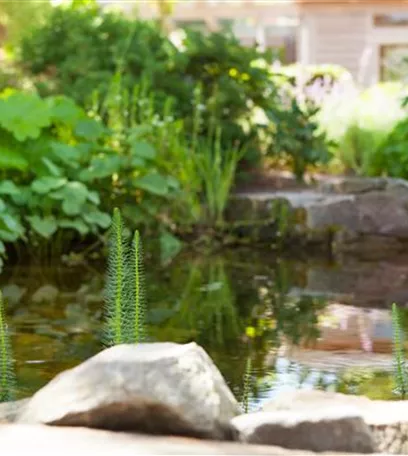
[1,249,407,409]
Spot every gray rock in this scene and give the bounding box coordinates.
[318,177,387,194]
[0,424,385,456]
[0,399,30,423]
[17,343,241,434]
[231,408,376,453]
[262,390,408,455]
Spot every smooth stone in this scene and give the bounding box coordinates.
[17,343,241,435]
[231,407,376,454]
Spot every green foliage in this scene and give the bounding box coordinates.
[0,89,180,265]
[18,3,277,164]
[268,94,332,181]
[104,208,127,346]
[129,231,146,343]
[0,290,16,402]
[318,82,405,176]
[392,303,408,399]
[104,208,147,347]
[241,355,252,413]
[376,116,408,179]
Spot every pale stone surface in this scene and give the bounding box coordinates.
[262,390,408,455]
[17,343,241,430]
[0,425,388,456]
[231,408,376,453]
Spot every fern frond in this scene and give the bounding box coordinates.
[103,208,129,347]
[0,290,16,402]
[392,302,407,399]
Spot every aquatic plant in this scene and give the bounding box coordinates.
[391,302,408,399]
[129,230,146,343]
[104,208,147,346]
[104,208,128,346]
[240,355,252,413]
[0,290,16,402]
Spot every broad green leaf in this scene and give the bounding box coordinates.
[61,182,89,215]
[48,96,84,126]
[0,92,52,141]
[87,190,100,205]
[51,142,82,168]
[0,229,20,242]
[59,218,89,236]
[167,176,180,190]
[0,240,5,255]
[26,215,58,238]
[78,155,122,181]
[0,147,28,171]
[31,177,67,194]
[41,157,63,177]
[10,186,31,205]
[130,141,156,160]
[160,230,183,265]
[133,172,169,196]
[74,119,104,141]
[0,212,24,236]
[0,198,4,211]
[0,180,20,196]
[130,156,146,168]
[83,210,111,229]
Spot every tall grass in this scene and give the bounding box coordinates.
[0,290,15,402]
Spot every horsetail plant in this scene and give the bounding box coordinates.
[0,290,16,402]
[104,208,129,347]
[130,230,146,343]
[392,302,408,399]
[240,355,252,413]
[104,208,147,347]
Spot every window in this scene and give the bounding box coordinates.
[380,44,408,81]
[374,13,408,27]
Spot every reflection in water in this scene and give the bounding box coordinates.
[2,250,408,406]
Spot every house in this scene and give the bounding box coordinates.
[129,0,408,85]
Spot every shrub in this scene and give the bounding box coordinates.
[18,2,278,163]
[0,89,179,266]
[266,73,333,180]
[318,82,406,176]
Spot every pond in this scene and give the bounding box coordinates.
[2,248,408,409]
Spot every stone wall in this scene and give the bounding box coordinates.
[228,177,408,259]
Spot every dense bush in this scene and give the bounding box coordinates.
[0,89,180,268]
[318,82,406,176]
[265,73,333,180]
[18,3,277,163]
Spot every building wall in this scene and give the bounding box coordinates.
[298,4,408,85]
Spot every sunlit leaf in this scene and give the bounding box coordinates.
[31,177,67,194]
[74,118,104,141]
[130,141,156,160]
[26,215,58,238]
[83,210,111,228]
[0,92,52,141]
[59,218,89,236]
[0,181,20,196]
[133,172,169,196]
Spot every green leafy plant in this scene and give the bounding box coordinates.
[318,82,405,176]
[267,97,332,181]
[240,355,252,413]
[0,290,16,402]
[392,302,408,399]
[104,208,128,346]
[104,208,146,347]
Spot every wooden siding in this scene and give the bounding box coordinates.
[307,12,369,80]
